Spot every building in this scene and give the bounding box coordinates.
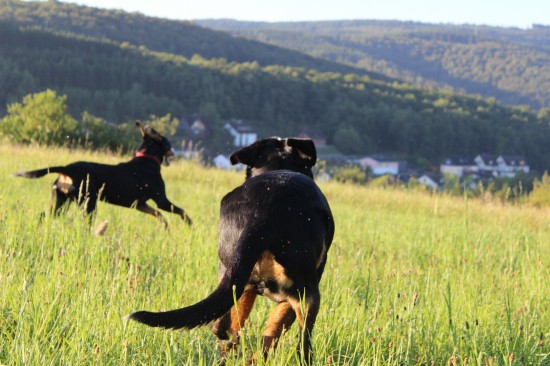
[356,154,402,176]
[495,155,530,177]
[177,113,209,141]
[473,154,499,177]
[440,156,477,178]
[417,173,442,190]
[224,120,257,147]
[441,154,530,179]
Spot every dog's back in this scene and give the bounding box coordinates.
[218,170,333,277]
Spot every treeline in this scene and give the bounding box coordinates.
[1,23,550,171]
[198,19,550,111]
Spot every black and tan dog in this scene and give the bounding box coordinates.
[130,137,334,363]
[15,122,192,226]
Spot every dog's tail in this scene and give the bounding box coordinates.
[14,166,66,178]
[129,230,268,330]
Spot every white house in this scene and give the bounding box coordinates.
[474,154,498,176]
[440,156,477,178]
[177,113,209,140]
[496,155,530,177]
[441,154,530,179]
[474,154,530,177]
[224,120,257,147]
[357,155,401,176]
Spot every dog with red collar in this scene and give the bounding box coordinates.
[15,122,192,226]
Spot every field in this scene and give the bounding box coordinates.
[0,143,548,365]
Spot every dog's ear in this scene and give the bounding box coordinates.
[141,125,163,141]
[286,138,317,166]
[230,141,260,166]
[136,121,146,137]
[148,127,163,141]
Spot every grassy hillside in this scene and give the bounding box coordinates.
[1,142,548,365]
[198,19,550,111]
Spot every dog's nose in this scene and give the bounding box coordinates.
[166,149,175,157]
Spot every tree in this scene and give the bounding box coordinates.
[537,108,550,121]
[78,112,139,151]
[332,125,364,155]
[0,89,77,145]
[147,114,179,137]
[0,60,36,109]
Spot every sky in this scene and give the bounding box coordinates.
[58,0,550,29]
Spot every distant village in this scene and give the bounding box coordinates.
[174,115,530,190]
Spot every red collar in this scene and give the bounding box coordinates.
[135,152,162,165]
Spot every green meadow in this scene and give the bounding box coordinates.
[0,143,548,365]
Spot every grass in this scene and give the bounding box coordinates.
[0,142,548,365]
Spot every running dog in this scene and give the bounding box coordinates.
[15,122,192,226]
[130,137,334,364]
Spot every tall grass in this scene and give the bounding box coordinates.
[1,142,548,365]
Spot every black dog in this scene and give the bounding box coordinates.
[15,122,192,226]
[130,137,334,363]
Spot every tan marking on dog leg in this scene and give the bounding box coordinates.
[287,296,305,330]
[261,302,295,355]
[229,285,257,334]
[216,285,257,362]
[56,174,73,194]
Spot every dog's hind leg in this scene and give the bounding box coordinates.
[212,284,257,360]
[136,202,168,227]
[72,176,99,224]
[246,302,296,363]
[75,194,97,225]
[49,180,72,217]
[287,280,321,364]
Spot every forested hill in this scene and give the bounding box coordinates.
[1,1,550,171]
[0,0,384,80]
[2,23,550,170]
[197,19,550,111]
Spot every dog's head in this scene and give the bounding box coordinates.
[136,122,174,166]
[230,137,317,179]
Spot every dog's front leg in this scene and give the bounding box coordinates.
[153,196,192,226]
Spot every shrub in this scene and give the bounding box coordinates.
[0,89,77,145]
[529,171,550,207]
